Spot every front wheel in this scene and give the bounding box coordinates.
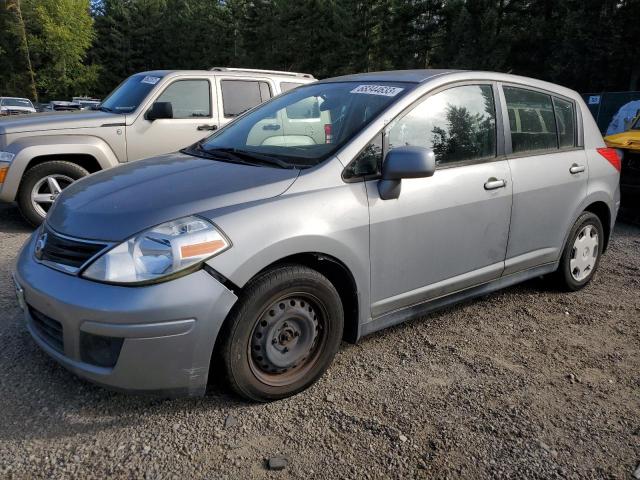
[219,265,344,402]
[17,161,89,226]
[554,212,604,291]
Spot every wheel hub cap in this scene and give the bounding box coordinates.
[569,225,598,281]
[31,174,74,218]
[251,297,319,374]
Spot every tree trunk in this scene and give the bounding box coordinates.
[9,0,37,102]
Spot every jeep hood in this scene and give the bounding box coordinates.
[47,153,299,241]
[0,110,125,135]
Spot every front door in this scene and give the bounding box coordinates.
[365,83,513,317]
[126,78,216,161]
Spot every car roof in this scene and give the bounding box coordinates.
[320,69,461,84]
[317,69,580,99]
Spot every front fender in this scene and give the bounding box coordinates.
[204,179,372,329]
[0,135,121,202]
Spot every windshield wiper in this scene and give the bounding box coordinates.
[98,106,113,113]
[181,143,260,167]
[205,147,295,169]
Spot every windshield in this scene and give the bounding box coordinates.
[100,73,164,114]
[199,81,413,167]
[2,98,33,108]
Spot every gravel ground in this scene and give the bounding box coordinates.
[0,202,638,479]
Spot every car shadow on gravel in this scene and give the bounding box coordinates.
[0,203,33,234]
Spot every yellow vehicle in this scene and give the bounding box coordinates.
[604,114,640,152]
[604,114,640,201]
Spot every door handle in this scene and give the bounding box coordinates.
[484,178,507,190]
[263,124,281,131]
[197,124,218,131]
[569,164,585,174]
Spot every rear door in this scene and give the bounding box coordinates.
[127,77,216,161]
[364,83,513,317]
[500,84,588,274]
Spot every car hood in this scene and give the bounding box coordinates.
[47,153,300,242]
[604,131,640,151]
[0,110,124,135]
[0,106,35,112]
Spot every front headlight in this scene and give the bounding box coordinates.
[83,216,230,284]
[0,151,15,163]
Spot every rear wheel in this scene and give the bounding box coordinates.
[219,265,343,402]
[17,161,88,226]
[554,212,604,291]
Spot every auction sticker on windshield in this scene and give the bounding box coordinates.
[350,85,404,97]
[141,76,161,85]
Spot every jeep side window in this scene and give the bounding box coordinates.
[280,82,304,93]
[155,80,211,118]
[221,80,272,118]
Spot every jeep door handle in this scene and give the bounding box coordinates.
[197,124,217,131]
[263,124,281,131]
[484,178,507,190]
[569,164,585,174]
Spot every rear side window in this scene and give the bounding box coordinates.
[553,97,576,148]
[280,82,304,93]
[155,79,211,118]
[221,80,272,118]
[386,84,497,166]
[504,87,557,153]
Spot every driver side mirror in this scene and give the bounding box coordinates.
[146,101,173,121]
[378,146,436,200]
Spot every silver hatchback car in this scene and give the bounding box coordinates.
[14,70,620,401]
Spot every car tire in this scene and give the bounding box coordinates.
[17,161,89,226]
[554,211,604,291]
[219,265,344,402]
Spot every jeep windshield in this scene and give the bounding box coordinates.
[196,81,414,168]
[1,98,33,108]
[99,73,165,114]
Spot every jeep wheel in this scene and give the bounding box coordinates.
[219,265,344,402]
[17,161,89,226]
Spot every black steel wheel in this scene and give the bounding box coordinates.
[218,265,343,402]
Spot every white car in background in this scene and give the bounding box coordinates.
[0,97,36,116]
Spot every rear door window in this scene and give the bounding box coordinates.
[221,80,272,118]
[280,82,304,93]
[503,87,558,153]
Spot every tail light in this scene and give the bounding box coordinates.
[324,124,333,144]
[597,147,621,171]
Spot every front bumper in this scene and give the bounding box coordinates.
[14,232,238,397]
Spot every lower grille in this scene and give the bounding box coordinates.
[29,306,64,353]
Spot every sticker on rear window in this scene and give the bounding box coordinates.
[350,85,404,97]
[141,76,161,85]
